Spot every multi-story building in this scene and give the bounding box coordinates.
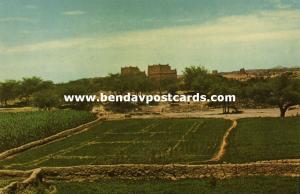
[148,64,177,81]
[121,66,146,77]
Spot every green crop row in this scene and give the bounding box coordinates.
[53,176,300,194]
[0,110,96,152]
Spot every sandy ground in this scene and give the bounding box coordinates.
[122,107,300,120]
[1,106,299,119]
[162,107,300,119]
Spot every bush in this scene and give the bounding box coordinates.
[33,90,59,110]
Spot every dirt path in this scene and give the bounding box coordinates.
[209,119,237,162]
[0,116,104,161]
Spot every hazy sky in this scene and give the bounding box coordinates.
[0,0,300,82]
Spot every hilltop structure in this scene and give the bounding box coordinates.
[120,65,300,82]
[120,64,178,82]
[121,66,146,77]
[148,64,177,81]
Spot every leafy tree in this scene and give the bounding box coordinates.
[0,80,20,106]
[183,66,242,114]
[249,75,300,117]
[62,78,103,94]
[33,89,59,110]
[103,73,154,94]
[183,66,214,94]
[102,73,122,94]
[210,77,241,114]
[59,84,93,111]
[160,79,179,94]
[20,77,54,103]
[183,66,209,90]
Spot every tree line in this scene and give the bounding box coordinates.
[0,66,299,117]
[182,66,300,117]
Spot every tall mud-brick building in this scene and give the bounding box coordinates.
[148,64,177,81]
[121,66,146,77]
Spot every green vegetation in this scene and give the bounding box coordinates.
[0,110,96,152]
[1,66,299,116]
[0,117,299,193]
[223,117,300,163]
[1,117,299,169]
[53,177,299,194]
[247,75,300,117]
[0,118,231,169]
[183,66,300,116]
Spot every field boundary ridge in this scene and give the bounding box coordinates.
[1,159,300,193]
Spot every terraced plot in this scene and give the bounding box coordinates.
[222,117,300,163]
[0,118,231,169]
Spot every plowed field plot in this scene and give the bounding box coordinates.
[0,118,231,169]
[222,117,300,163]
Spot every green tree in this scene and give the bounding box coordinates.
[103,73,154,94]
[160,79,179,94]
[183,66,214,94]
[33,89,59,110]
[210,77,241,114]
[20,77,54,104]
[0,80,20,106]
[183,66,242,114]
[249,75,300,117]
[59,84,93,111]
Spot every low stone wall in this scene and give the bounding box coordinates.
[41,162,300,181]
[1,161,299,194]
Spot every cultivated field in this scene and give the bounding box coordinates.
[0,118,231,169]
[223,117,300,163]
[0,116,299,194]
[1,117,299,169]
[0,110,96,152]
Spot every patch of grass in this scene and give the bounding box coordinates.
[54,176,300,194]
[0,110,96,152]
[223,117,300,163]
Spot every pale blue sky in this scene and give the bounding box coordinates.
[0,0,300,82]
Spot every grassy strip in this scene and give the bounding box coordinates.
[53,176,300,194]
